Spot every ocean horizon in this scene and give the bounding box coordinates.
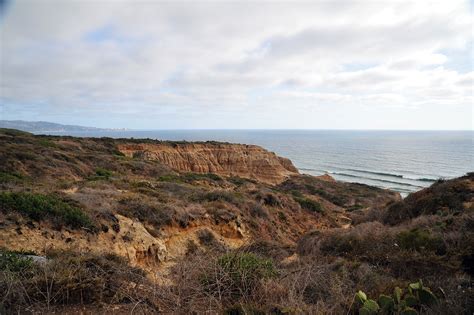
[38,129,473,197]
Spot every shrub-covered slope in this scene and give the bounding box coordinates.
[0,129,472,314]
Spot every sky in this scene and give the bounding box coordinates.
[0,0,473,130]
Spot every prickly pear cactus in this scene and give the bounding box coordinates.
[418,287,438,305]
[400,307,418,315]
[355,279,438,315]
[359,299,380,315]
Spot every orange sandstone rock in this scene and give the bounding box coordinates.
[118,142,298,184]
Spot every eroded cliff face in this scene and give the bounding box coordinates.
[118,142,299,184]
[0,213,249,274]
[0,214,167,265]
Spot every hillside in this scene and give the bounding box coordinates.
[0,120,116,133]
[0,128,472,314]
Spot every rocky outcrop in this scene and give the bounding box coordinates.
[118,142,299,184]
[0,213,251,274]
[0,214,167,268]
[315,174,336,182]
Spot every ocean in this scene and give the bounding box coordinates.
[42,130,473,197]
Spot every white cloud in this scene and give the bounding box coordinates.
[0,0,472,129]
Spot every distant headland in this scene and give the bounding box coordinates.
[0,120,127,133]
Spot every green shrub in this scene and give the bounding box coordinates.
[183,172,222,182]
[0,250,33,272]
[290,190,304,198]
[304,185,348,206]
[158,172,223,183]
[0,192,92,229]
[202,252,277,299]
[218,252,276,281]
[228,176,249,186]
[0,171,24,183]
[113,150,125,157]
[94,167,113,179]
[192,190,240,204]
[295,197,324,213]
[36,138,57,148]
[347,204,364,211]
[157,174,182,182]
[397,228,445,253]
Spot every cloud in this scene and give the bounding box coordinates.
[0,0,472,129]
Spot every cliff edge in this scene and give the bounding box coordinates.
[117,142,299,184]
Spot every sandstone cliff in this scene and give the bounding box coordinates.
[117,142,299,184]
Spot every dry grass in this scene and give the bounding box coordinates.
[0,251,158,313]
